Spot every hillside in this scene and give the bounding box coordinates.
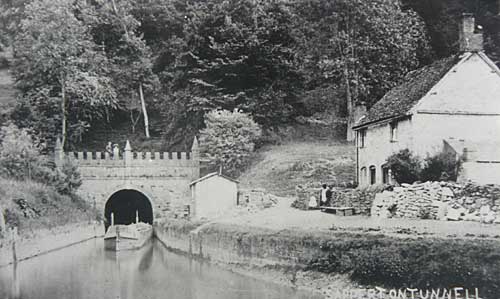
[0,178,97,236]
[238,141,356,197]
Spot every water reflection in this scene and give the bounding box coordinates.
[0,239,320,299]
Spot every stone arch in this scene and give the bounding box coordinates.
[104,188,154,231]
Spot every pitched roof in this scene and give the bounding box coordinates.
[354,55,460,128]
[189,172,239,186]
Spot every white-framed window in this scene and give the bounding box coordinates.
[358,129,367,148]
[382,166,391,184]
[390,121,398,142]
[360,167,367,185]
[369,165,376,185]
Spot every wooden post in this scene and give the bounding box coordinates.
[12,260,20,299]
[111,212,115,226]
[0,206,5,235]
[11,227,17,263]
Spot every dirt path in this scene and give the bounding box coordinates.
[216,198,500,239]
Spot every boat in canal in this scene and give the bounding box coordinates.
[104,212,153,251]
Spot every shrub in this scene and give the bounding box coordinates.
[0,123,45,180]
[420,152,462,182]
[386,149,463,184]
[0,124,82,195]
[385,149,421,184]
[200,109,262,177]
[52,158,82,195]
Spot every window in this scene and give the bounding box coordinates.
[360,167,367,185]
[369,165,376,185]
[382,166,391,184]
[390,121,398,142]
[358,129,367,148]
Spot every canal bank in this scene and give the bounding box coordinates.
[153,219,360,298]
[0,221,103,267]
[154,218,500,299]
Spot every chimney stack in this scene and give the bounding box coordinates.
[459,13,483,52]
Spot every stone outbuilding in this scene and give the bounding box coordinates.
[189,172,239,220]
[353,14,500,186]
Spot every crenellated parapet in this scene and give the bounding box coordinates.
[54,138,200,168]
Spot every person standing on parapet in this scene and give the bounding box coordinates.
[113,144,120,158]
[106,142,112,155]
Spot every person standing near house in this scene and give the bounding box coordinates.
[319,184,328,206]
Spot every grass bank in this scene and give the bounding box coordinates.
[238,141,355,197]
[0,178,98,237]
[155,219,500,299]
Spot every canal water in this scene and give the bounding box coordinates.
[0,238,320,299]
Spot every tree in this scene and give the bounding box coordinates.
[0,123,82,194]
[0,0,26,54]
[83,0,160,139]
[150,0,303,148]
[0,123,44,180]
[293,0,432,141]
[13,0,117,149]
[200,109,261,176]
[403,0,500,65]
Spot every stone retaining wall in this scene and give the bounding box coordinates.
[292,185,382,215]
[371,182,500,223]
[154,219,328,268]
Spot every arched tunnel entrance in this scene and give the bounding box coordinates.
[104,190,153,231]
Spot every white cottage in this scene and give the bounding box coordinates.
[353,14,500,186]
[189,172,239,220]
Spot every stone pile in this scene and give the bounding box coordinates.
[328,188,380,215]
[371,181,500,223]
[239,188,280,210]
[291,185,313,210]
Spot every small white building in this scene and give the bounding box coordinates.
[353,14,500,186]
[189,172,239,220]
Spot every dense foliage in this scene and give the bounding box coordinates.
[200,109,261,176]
[386,149,463,184]
[0,124,82,195]
[385,149,422,184]
[0,0,499,149]
[420,151,462,182]
[307,234,500,299]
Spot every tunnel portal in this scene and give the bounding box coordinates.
[104,190,153,231]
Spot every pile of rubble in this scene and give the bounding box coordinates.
[291,185,311,210]
[238,188,280,211]
[371,181,500,223]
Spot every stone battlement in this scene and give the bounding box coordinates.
[54,138,200,168]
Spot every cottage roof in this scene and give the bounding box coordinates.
[189,172,239,186]
[354,55,459,128]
